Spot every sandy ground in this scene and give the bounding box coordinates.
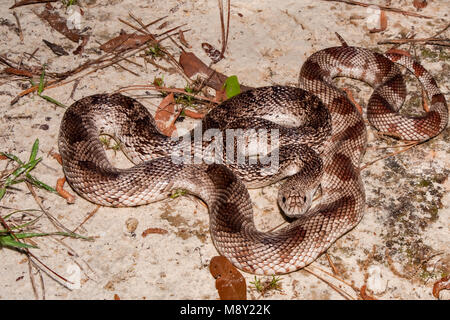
[0,0,449,300]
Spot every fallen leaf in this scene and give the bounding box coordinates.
[413,0,427,9]
[42,39,69,56]
[433,275,450,299]
[360,284,377,300]
[223,75,241,99]
[179,52,254,92]
[202,42,222,63]
[142,228,168,237]
[215,87,228,103]
[209,256,247,300]
[385,48,411,56]
[100,34,154,53]
[35,6,84,43]
[114,294,120,300]
[183,109,205,119]
[3,67,34,78]
[155,93,178,137]
[56,177,75,204]
[178,29,191,48]
[342,88,362,114]
[179,51,210,78]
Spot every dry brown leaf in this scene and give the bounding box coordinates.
[360,284,377,300]
[179,52,253,92]
[201,42,222,63]
[155,93,178,137]
[3,67,34,78]
[413,0,428,9]
[369,9,387,33]
[56,177,75,204]
[179,51,210,78]
[141,228,168,237]
[209,256,247,300]
[114,294,120,300]
[35,6,83,43]
[99,34,154,53]
[178,29,191,48]
[183,109,205,119]
[385,48,411,56]
[42,39,69,56]
[215,87,228,103]
[433,275,450,299]
[342,88,362,114]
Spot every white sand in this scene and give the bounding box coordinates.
[0,0,448,300]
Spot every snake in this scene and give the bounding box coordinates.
[58,45,448,275]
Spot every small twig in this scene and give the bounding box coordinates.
[117,84,219,103]
[323,0,432,19]
[27,257,39,299]
[10,0,57,9]
[12,11,24,42]
[115,63,140,77]
[72,205,100,234]
[325,253,340,276]
[361,141,419,170]
[303,266,355,300]
[378,38,450,46]
[26,48,40,62]
[25,181,73,234]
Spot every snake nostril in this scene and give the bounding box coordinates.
[303,195,307,203]
[282,196,286,203]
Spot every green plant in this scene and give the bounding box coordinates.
[30,65,66,108]
[0,139,88,249]
[250,275,282,295]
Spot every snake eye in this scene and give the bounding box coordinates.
[303,195,307,203]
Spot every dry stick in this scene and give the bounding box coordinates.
[217,0,231,59]
[26,48,40,62]
[1,211,71,285]
[323,0,432,19]
[10,0,57,9]
[72,205,101,234]
[117,16,189,81]
[12,15,168,103]
[303,266,355,300]
[27,258,39,299]
[360,142,419,170]
[12,11,24,42]
[117,85,219,103]
[433,22,450,37]
[378,38,450,46]
[115,63,140,77]
[25,181,74,235]
[309,263,361,294]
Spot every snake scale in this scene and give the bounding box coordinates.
[59,45,448,275]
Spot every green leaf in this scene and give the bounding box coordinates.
[29,139,39,162]
[0,152,24,165]
[223,75,241,99]
[38,65,46,95]
[0,235,38,249]
[39,95,67,108]
[26,174,56,193]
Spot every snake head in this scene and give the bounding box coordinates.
[278,186,314,219]
[277,171,320,219]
